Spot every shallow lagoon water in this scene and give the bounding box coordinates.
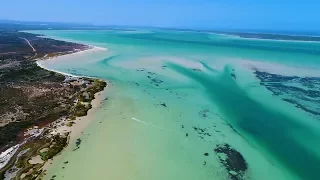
[29,29,320,180]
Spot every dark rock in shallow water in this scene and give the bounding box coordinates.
[204,152,209,156]
[214,144,247,180]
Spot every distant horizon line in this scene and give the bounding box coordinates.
[1,18,320,36]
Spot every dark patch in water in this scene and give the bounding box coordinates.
[255,71,320,118]
[193,126,212,138]
[214,144,247,180]
[226,123,242,137]
[167,62,320,180]
[73,138,82,151]
[150,78,164,86]
[190,68,202,72]
[145,71,164,87]
[100,55,119,65]
[136,68,145,72]
[160,103,167,107]
[199,109,209,118]
[147,71,156,75]
[283,98,320,115]
[231,73,236,79]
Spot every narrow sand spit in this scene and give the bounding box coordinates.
[36,46,108,78]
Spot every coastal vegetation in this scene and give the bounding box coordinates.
[0,29,107,179]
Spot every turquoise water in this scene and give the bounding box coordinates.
[29,30,320,180]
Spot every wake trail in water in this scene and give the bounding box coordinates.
[131,117,174,132]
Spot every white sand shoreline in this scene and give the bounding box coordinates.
[35,46,109,175]
[36,46,107,78]
[41,86,108,173]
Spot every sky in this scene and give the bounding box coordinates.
[1,0,320,31]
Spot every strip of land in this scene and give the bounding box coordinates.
[0,29,108,179]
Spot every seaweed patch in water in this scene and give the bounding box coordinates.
[193,126,212,139]
[136,68,145,72]
[199,109,209,118]
[254,71,320,119]
[147,71,156,75]
[214,144,248,180]
[73,138,82,151]
[190,68,202,72]
[160,103,167,107]
[150,78,164,87]
[231,73,236,79]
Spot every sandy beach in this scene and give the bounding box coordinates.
[35,46,109,174]
[41,86,108,173]
[36,46,108,78]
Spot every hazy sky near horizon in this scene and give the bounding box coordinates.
[1,0,320,30]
